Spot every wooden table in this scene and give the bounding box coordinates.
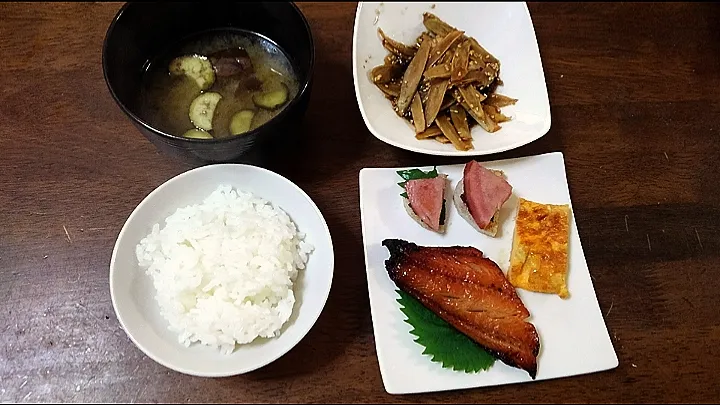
[2,2,719,403]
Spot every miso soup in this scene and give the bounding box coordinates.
[139,29,299,140]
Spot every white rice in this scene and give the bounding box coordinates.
[135,184,314,354]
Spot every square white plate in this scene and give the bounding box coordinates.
[359,152,618,395]
[353,2,551,156]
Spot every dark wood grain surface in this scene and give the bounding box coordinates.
[2,2,720,403]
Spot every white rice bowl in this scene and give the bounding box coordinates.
[135,185,314,355]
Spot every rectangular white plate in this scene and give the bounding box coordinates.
[359,152,618,395]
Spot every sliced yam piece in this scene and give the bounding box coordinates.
[415,125,442,139]
[419,32,434,45]
[396,37,432,116]
[410,93,426,133]
[479,104,502,132]
[438,45,456,67]
[385,52,410,68]
[378,28,417,58]
[484,61,500,83]
[468,37,500,65]
[486,93,519,108]
[423,12,455,37]
[458,85,487,111]
[370,63,403,84]
[423,12,500,67]
[468,58,498,88]
[483,104,511,123]
[449,105,472,141]
[423,63,452,79]
[424,13,499,65]
[415,31,431,48]
[460,99,486,130]
[440,94,456,111]
[450,40,472,84]
[453,68,495,88]
[434,135,451,144]
[468,54,484,71]
[371,11,517,144]
[427,29,465,67]
[470,55,499,84]
[375,81,401,98]
[460,98,501,133]
[436,114,473,151]
[423,78,449,126]
[415,32,434,59]
[456,87,498,134]
[461,100,501,133]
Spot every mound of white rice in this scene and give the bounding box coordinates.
[135,184,314,354]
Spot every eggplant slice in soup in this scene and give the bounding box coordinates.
[139,30,299,139]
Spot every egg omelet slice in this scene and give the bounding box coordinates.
[509,198,571,299]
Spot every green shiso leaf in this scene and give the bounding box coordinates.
[397,166,439,197]
[396,289,496,373]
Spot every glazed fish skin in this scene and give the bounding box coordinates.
[382,239,540,379]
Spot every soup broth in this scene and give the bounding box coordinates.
[139,29,299,139]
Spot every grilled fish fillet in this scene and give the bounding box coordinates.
[382,239,540,378]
